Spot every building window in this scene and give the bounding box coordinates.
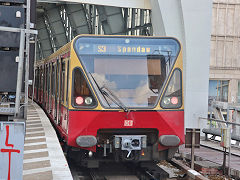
[209,80,229,102]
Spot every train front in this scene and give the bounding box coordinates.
[68,35,184,164]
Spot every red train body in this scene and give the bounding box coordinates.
[33,35,184,167]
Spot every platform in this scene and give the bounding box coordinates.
[23,101,73,180]
[179,139,240,178]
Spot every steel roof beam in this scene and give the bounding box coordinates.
[37,0,151,10]
[45,4,68,50]
[96,5,124,35]
[65,4,90,36]
[36,16,53,58]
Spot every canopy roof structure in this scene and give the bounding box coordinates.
[36,0,212,129]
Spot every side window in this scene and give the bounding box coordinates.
[160,69,182,109]
[43,65,46,93]
[46,65,49,95]
[49,64,52,96]
[72,68,96,107]
[57,60,59,98]
[40,67,43,90]
[66,61,69,104]
[61,61,65,102]
[34,68,38,89]
[47,65,50,97]
[52,64,55,96]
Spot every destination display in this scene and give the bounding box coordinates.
[78,44,155,55]
[77,44,178,56]
[74,37,180,56]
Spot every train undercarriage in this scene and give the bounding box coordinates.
[65,128,178,168]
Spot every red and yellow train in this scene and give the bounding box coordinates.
[33,35,184,167]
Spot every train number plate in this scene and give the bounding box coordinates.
[124,120,133,127]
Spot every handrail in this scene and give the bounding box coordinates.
[199,117,240,126]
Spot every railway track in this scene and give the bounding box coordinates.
[68,157,208,180]
[179,141,240,179]
[200,140,240,157]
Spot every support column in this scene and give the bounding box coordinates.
[150,0,212,128]
[235,112,240,143]
[228,79,238,103]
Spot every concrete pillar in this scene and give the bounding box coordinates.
[150,0,212,128]
[234,112,240,145]
[228,79,238,103]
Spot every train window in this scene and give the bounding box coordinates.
[160,69,182,109]
[147,55,166,92]
[66,61,69,105]
[46,65,48,93]
[74,36,180,108]
[72,68,96,107]
[35,68,39,99]
[50,64,52,95]
[52,64,55,96]
[57,60,59,98]
[61,61,65,103]
[80,55,167,108]
[40,67,43,90]
[38,68,40,89]
[34,68,38,89]
[43,65,46,94]
[47,65,50,101]
[39,68,41,90]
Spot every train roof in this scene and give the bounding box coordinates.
[35,34,181,67]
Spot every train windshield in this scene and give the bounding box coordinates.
[74,37,180,108]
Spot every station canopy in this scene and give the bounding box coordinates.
[36,2,153,60]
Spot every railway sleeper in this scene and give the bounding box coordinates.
[138,162,170,179]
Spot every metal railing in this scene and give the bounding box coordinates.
[199,116,240,176]
[200,117,240,127]
[199,117,240,142]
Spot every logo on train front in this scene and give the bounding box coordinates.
[124,120,133,127]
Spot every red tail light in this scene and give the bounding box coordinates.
[171,97,178,105]
[76,96,84,105]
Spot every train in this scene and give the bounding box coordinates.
[33,35,184,168]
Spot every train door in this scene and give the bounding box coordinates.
[44,64,47,108]
[43,65,46,107]
[37,67,41,102]
[46,64,50,112]
[57,57,65,126]
[50,63,54,118]
[55,59,60,124]
[52,62,56,121]
[39,66,43,104]
[66,61,69,107]
[48,63,52,114]
[59,60,65,128]
[53,61,58,123]
[63,60,69,132]
[34,68,39,100]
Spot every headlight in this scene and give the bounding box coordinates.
[159,135,180,146]
[163,97,170,105]
[76,135,97,147]
[85,97,93,105]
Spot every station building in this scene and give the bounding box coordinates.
[209,0,240,104]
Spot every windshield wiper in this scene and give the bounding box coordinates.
[88,72,111,106]
[88,72,129,112]
[100,85,129,112]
